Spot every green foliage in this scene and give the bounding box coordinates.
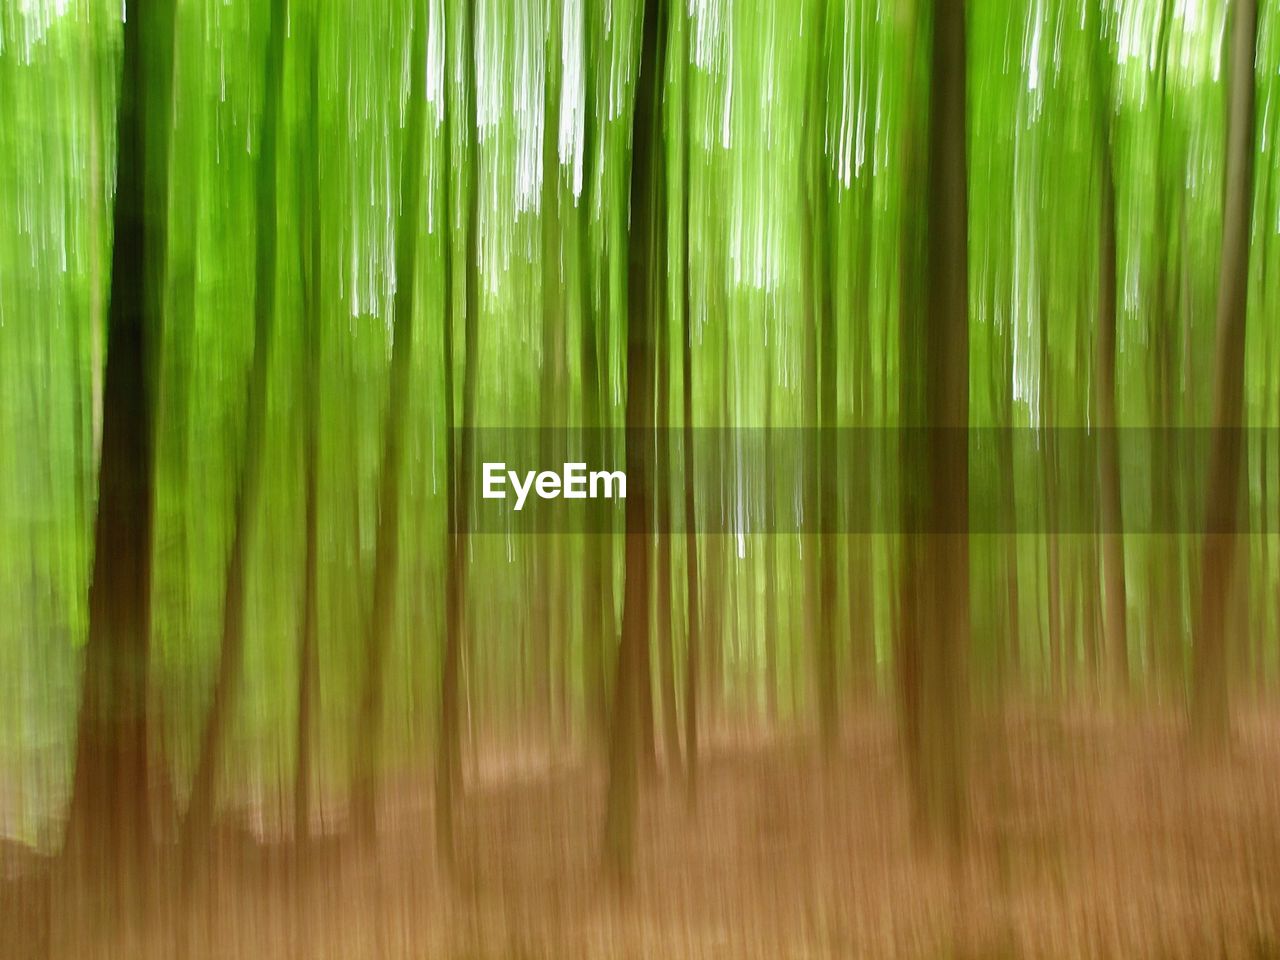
[0,0,1277,841]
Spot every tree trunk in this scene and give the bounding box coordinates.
[348,0,429,840]
[654,146,682,772]
[895,0,927,821]
[438,0,481,867]
[180,0,285,881]
[802,0,838,758]
[603,0,666,881]
[1040,263,1062,697]
[680,1,702,806]
[914,0,970,851]
[1192,0,1258,747]
[294,7,324,849]
[998,325,1021,683]
[536,0,563,731]
[1092,0,1128,694]
[847,47,878,697]
[63,0,174,906]
[578,4,609,750]
[657,478,681,774]
[764,352,779,722]
[1147,0,1183,689]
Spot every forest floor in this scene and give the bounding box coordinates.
[6,704,1280,959]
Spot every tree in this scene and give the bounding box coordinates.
[655,114,682,773]
[1146,0,1184,687]
[294,0,325,848]
[1091,0,1128,693]
[845,2,880,699]
[603,0,667,880]
[350,0,430,841]
[578,0,610,751]
[912,0,970,851]
[679,0,702,806]
[180,0,286,878]
[536,0,565,730]
[804,0,839,757]
[437,0,482,867]
[62,0,175,902]
[1192,0,1258,746]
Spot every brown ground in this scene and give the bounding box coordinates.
[6,705,1280,959]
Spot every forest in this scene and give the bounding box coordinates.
[1,0,1280,956]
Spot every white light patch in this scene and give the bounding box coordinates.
[558,0,585,199]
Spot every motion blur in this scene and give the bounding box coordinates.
[1,0,1279,957]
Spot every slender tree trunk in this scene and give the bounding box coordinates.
[847,42,878,696]
[1192,0,1258,747]
[914,0,970,851]
[603,0,666,881]
[438,0,481,866]
[764,353,779,722]
[707,306,729,722]
[536,0,564,731]
[657,474,682,773]
[1040,257,1062,697]
[294,8,324,848]
[894,0,927,810]
[148,11,204,842]
[637,666,658,774]
[803,0,838,758]
[1266,191,1278,695]
[1260,370,1272,692]
[180,0,285,880]
[348,0,429,839]
[578,6,609,750]
[1262,134,1278,695]
[654,147,682,772]
[680,2,702,806]
[656,487,681,774]
[1092,0,1128,694]
[1147,0,1184,689]
[999,323,1021,683]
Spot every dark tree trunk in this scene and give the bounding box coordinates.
[802,0,838,758]
[914,0,970,851]
[603,0,667,881]
[1192,0,1258,747]
[63,0,175,905]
